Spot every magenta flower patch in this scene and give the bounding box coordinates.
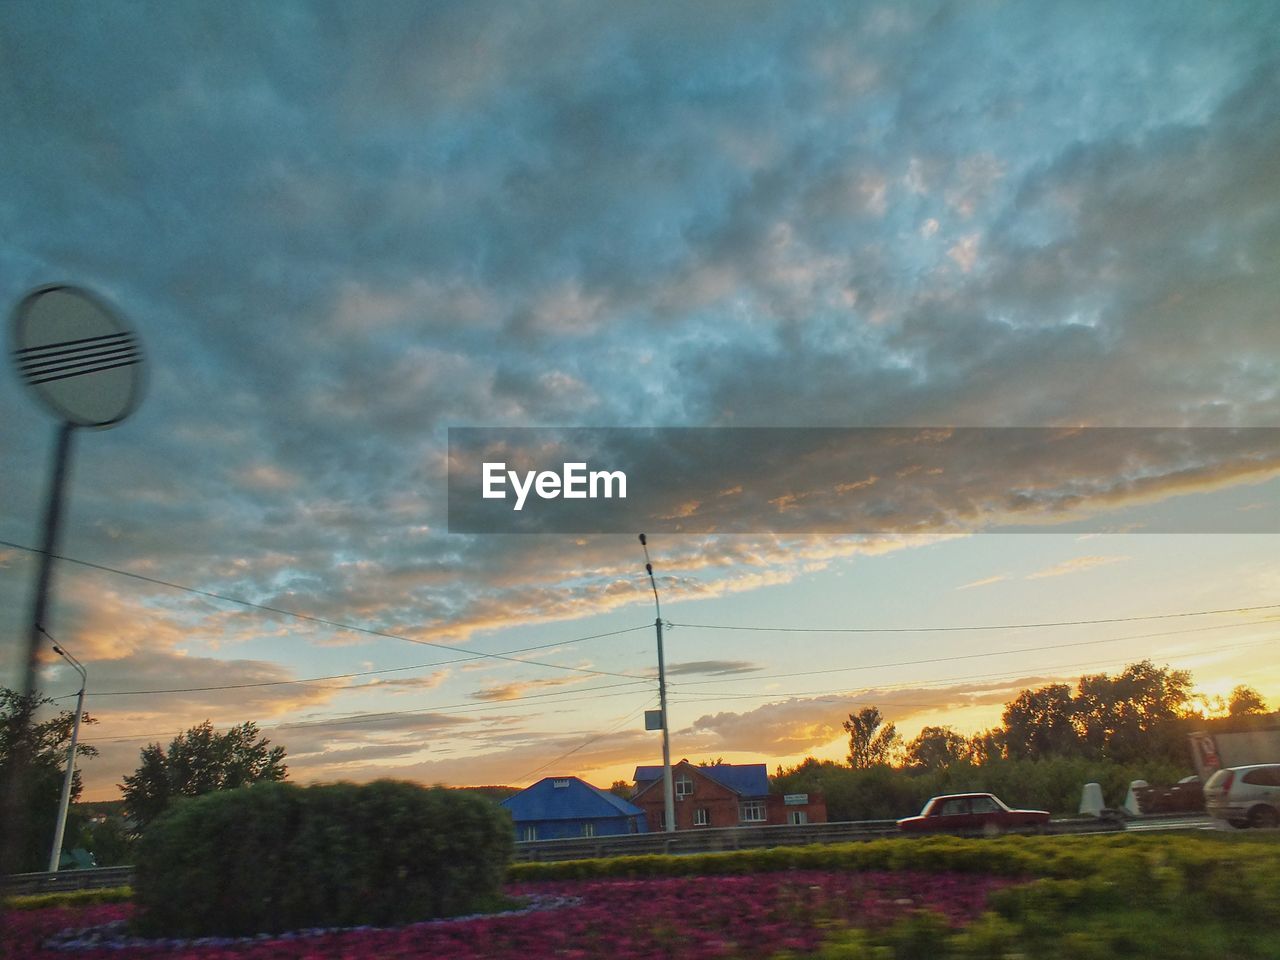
[7,871,1009,959]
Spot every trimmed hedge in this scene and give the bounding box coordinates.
[133,780,513,937]
[507,830,1280,886]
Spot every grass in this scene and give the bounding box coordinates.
[4,885,133,910]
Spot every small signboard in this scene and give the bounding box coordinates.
[12,285,144,427]
[644,709,663,731]
[784,794,808,805]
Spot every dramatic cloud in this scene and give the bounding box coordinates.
[682,680,1028,755]
[2,2,1277,797]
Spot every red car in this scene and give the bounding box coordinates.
[897,793,1050,835]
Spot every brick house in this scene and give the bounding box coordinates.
[631,760,827,830]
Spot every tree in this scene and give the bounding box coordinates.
[609,780,633,799]
[1072,661,1194,763]
[967,728,1007,765]
[904,726,970,770]
[1228,685,1268,717]
[842,706,901,768]
[121,720,287,829]
[1000,684,1079,760]
[0,688,98,871]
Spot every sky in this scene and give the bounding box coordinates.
[2,1,1278,803]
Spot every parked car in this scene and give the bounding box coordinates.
[897,793,1050,835]
[1132,775,1204,814]
[1203,764,1280,829]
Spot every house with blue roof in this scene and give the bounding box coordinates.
[631,759,827,830]
[500,775,648,842]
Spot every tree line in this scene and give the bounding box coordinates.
[843,661,1268,771]
[0,689,285,872]
[776,660,1273,821]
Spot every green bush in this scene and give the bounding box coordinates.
[133,779,513,937]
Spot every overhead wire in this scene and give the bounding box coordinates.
[509,697,660,784]
[669,601,1280,634]
[667,616,1280,688]
[69,625,653,697]
[78,680,657,744]
[0,538,650,680]
[665,636,1280,709]
[12,535,1277,760]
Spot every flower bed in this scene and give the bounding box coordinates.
[3,870,1008,960]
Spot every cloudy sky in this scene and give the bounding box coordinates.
[2,1,1278,801]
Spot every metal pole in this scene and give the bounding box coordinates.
[1,421,76,879]
[640,534,676,833]
[48,643,87,872]
[26,423,77,701]
[655,616,676,833]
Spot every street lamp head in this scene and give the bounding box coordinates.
[639,533,647,545]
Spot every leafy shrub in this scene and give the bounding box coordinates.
[133,779,513,937]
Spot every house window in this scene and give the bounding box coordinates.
[693,807,709,826]
[521,826,537,842]
[739,800,766,823]
[582,822,596,837]
[675,774,694,798]
[788,810,808,826]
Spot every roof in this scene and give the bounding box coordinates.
[633,762,769,797]
[500,776,644,822]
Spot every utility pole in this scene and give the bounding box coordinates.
[639,534,676,833]
[48,635,87,872]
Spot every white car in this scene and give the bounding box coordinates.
[1203,764,1280,829]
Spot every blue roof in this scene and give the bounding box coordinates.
[633,762,769,797]
[500,776,644,822]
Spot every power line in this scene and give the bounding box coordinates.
[667,617,1279,688]
[58,612,1280,738]
[78,680,656,745]
[519,637,1277,785]
[73,631,1278,752]
[73,625,652,697]
[0,539,649,681]
[278,683,650,731]
[670,601,1280,635]
[665,636,1280,709]
[510,698,659,785]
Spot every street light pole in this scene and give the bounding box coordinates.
[639,534,676,833]
[48,636,87,873]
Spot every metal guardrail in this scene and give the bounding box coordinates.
[2,865,134,896]
[515,819,901,862]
